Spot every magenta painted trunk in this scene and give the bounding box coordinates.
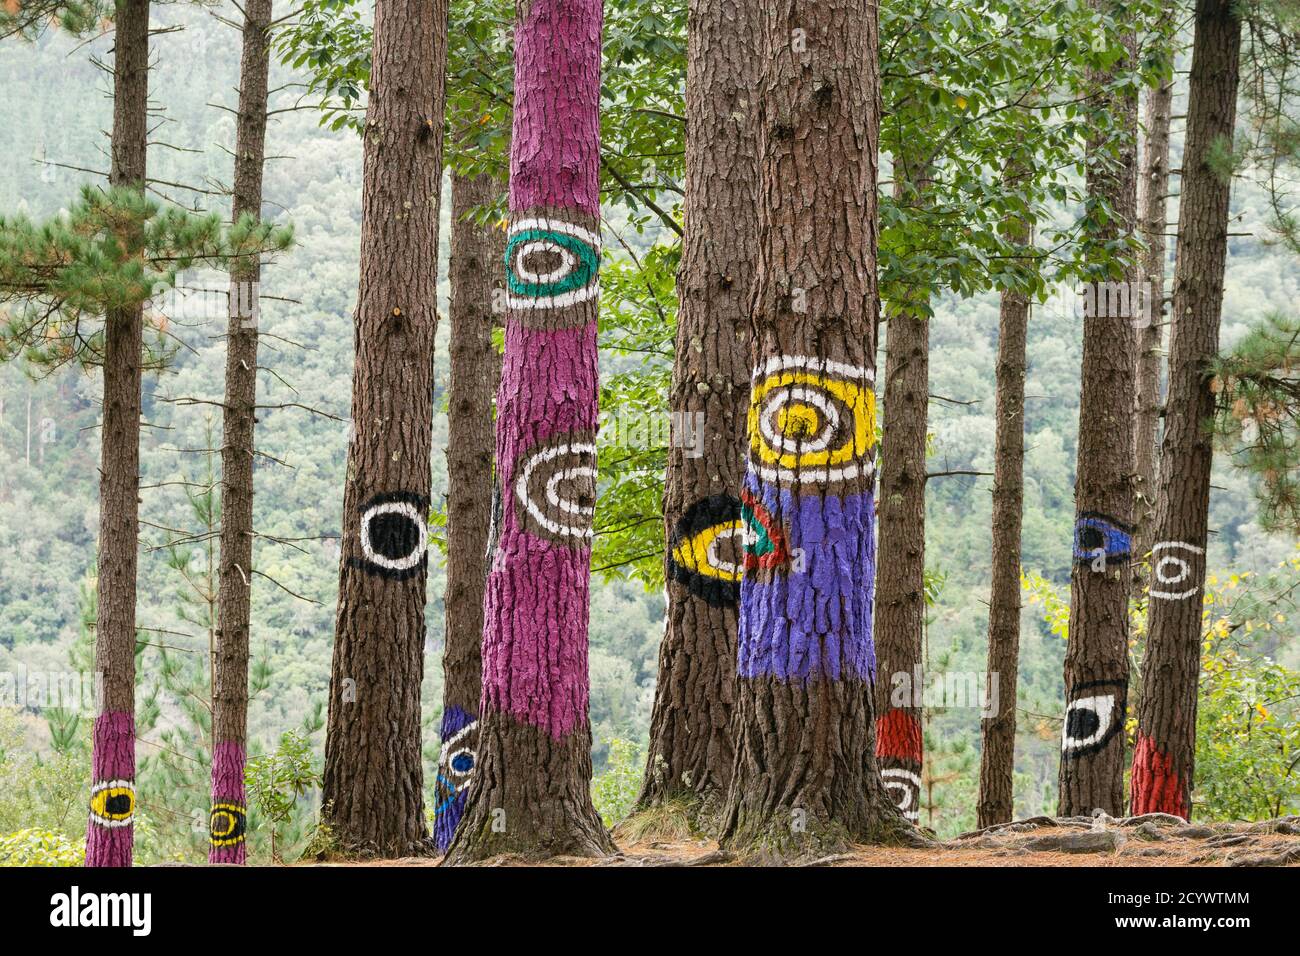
[85,710,135,867]
[209,740,248,864]
[480,0,603,740]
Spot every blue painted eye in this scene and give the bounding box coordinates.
[1073,512,1133,566]
[451,753,474,774]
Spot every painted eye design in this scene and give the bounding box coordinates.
[209,802,247,847]
[668,495,744,607]
[505,217,601,312]
[739,488,792,578]
[747,355,876,489]
[354,492,429,579]
[881,770,922,822]
[89,780,135,828]
[1073,512,1133,567]
[1150,540,1205,601]
[513,431,597,545]
[435,717,479,814]
[1061,680,1126,757]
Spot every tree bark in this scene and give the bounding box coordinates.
[717,0,911,861]
[1132,62,1175,575]
[1132,0,1240,820]
[434,171,504,852]
[977,209,1029,829]
[321,0,449,857]
[86,0,150,869]
[872,176,929,827]
[444,0,614,863]
[209,0,274,867]
[1058,10,1139,818]
[636,0,758,823]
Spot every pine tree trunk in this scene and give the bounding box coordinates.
[209,0,274,867]
[1132,0,1240,820]
[443,0,613,862]
[1132,67,1175,574]
[977,213,1029,829]
[717,0,911,860]
[321,0,449,857]
[636,0,758,822]
[86,0,150,869]
[434,171,504,852]
[1058,12,1139,818]
[872,179,929,826]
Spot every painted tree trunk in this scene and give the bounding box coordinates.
[636,0,758,821]
[86,0,149,869]
[977,203,1030,829]
[1132,0,1240,820]
[1058,11,1139,818]
[1132,64,1175,576]
[873,195,929,827]
[210,0,274,866]
[443,0,613,862]
[320,0,449,856]
[717,0,910,860]
[434,171,504,852]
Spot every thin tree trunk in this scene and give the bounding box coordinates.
[1058,12,1139,818]
[872,174,929,828]
[636,0,758,823]
[86,0,150,869]
[1132,64,1175,574]
[444,0,613,862]
[209,0,274,866]
[1132,0,1240,820]
[434,170,503,852]
[321,0,449,857]
[717,0,911,860]
[977,211,1030,829]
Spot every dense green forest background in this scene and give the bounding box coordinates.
[0,4,1296,862]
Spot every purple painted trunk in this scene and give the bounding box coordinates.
[85,711,135,867]
[433,705,477,851]
[208,741,248,864]
[480,0,603,741]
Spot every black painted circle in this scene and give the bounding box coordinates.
[1066,706,1101,741]
[367,511,421,561]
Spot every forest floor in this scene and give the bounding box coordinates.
[326,815,1300,867]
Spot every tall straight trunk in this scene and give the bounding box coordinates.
[434,170,504,852]
[1058,12,1139,818]
[977,209,1030,829]
[1132,0,1240,820]
[1132,65,1175,573]
[209,0,274,867]
[636,0,758,820]
[873,176,929,827]
[321,0,449,857]
[86,0,150,869]
[444,0,613,862]
[718,0,910,859]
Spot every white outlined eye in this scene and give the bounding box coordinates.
[1150,541,1205,601]
[89,779,135,828]
[505,217,601,311]
[513,432,597,545]
[354,492,429,579]
[1061,680,1125,757]
[881,769,921,822]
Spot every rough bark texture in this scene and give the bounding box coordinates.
[872,182,929,826]
[1132,66,1175,575]
[1058,12,1139,819]
[977,212,1029,829]
[210,0,274,866]
[1132,0,1240,820]
[86,0,150,869]
[717,0,911,861]
[444,0,614,863]
[636,0,758,821]
[321,0,449,857]
[434,171,504,852]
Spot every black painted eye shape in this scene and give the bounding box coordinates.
[1073,512,1133,565]
[89,780,135,827]
[209,802,247,847]
[1061,680,1125,756]
[355,492,429,578]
